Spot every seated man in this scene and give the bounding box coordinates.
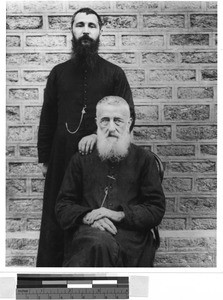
[55,96,165,267]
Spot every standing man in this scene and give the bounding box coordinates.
[55,96,165,267]
[37,8,135,267]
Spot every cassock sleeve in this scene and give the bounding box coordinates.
[120,153,165,231]
[55,154,91,230]
[113,67,135,130]
[37,67,58,163]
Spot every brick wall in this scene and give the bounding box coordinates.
[6,1,217,267]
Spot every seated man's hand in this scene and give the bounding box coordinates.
[91,217,117,235]
[83,207,125,224]
[78,134,97,155]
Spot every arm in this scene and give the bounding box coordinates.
[37,67,58,163]
[55,154,91,230]
[120,154,165,231]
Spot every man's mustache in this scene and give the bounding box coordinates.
[79,35,94,43]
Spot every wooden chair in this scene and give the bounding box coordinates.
[151,151,164,249]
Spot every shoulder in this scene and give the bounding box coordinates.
[98,55,125,73]
[70,149,99,166]
[129,143,157,166]
[51,59,72,73]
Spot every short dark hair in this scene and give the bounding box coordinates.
[71,7,103,29]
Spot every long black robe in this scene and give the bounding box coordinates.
[37,55,134,266]
[55,144,165,267]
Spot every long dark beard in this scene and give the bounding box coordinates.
[71,34,100,69]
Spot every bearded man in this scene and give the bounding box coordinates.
[37,8,135,267]
[55,96,165,267]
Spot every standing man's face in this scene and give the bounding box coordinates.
[72,12,101,43]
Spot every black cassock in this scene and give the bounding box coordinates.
[37,55,134,266]
[55,144,165,267]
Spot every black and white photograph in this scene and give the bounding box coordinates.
[4,0,219,271]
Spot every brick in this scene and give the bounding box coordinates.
[7,238,38,250]
[162,177,192,192]
[8,198,42,214]
[165,197,176,212]
[24,106,41,123]
[142,52,176,64]
[8,163,41,176]
[157,145,195,156]
[206,2,218,10]
[100,53,136,65]
[180,52,217,63]
[23,1,63,12]
[6,16,43,30]
[6,35,21,47]
[143,14,185,28]
[179,196,216,214]
[166,160,216,173]
[7,126,33,142]
[45,52,71,65]
[31,179,45,193]
[6,2,22,13]
[133,126,171,141]
[148,69,196,82]
[159,218,186,230]
[68,1,111,11]
[200,144,217,156]
[135,105,158,121]
[102,15,137,29]
[6,219,24,232]
[154,252,215,267]
[6,106,20,122]
[170,34,209,46]
[23,71,49,83]
[6,256,35,267]
[177,87,214,99]
[122,35,164,48]
[176,125,217,141]
[6,179,27,196]
[48,16,72,30]
[164,105,210,121]
[116,1,159,11]
[7,53,42,66]
[6,71,19,83]
[9,88,39,101]
[196,177,217,192]
[191,218,216,230]
[168,237,216,251]
[132,87,172,99]
[164,1,202,10]
[19,146,38,158]
[26,35,67,48]
[201,69,217,81]
[124,69,145,85]
[100,35,116,47]
[27,219,41,231]
[190,14,217,29]
[6,146,16,157]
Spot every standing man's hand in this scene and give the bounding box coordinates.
[41,163,48,177]
[78,134,97,155]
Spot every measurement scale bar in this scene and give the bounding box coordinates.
[16,275,129,299]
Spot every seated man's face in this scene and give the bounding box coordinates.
[96,104,132,161]
[98,104,131,139]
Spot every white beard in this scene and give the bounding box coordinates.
[96,128,131,162]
